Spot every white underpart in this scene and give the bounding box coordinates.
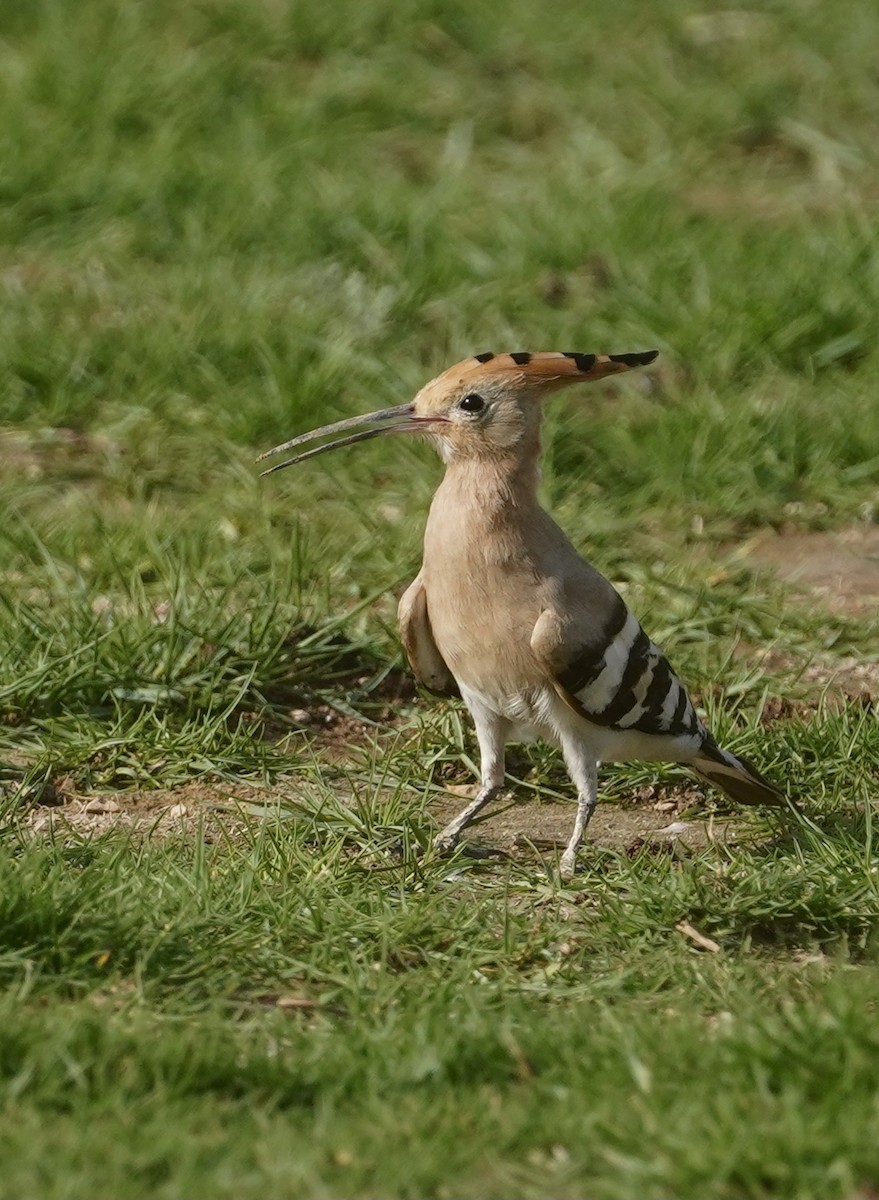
[549,687,700,763]
[460,680,700,765]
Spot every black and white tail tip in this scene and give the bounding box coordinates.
[693,737,783,807]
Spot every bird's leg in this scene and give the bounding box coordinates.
[434,706,508,854]
[558,739,599,880]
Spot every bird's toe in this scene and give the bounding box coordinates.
[433,830,461,855]
[559,851,577,880]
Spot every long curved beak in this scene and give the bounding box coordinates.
[256,403,446,475]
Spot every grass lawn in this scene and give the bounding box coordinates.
[1,0,879,1196]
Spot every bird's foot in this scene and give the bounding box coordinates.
[559,850,577,881]
[433,829,461,855]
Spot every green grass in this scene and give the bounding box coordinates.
[1,791,879,1199]
[1,0,879,1195]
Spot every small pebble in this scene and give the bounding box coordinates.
[656,820,689,837]
[84,797,121,814]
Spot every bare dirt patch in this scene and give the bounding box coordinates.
[21,780,267,843]
[732,525,879,699]
[754,652,879,703]
[428,783,750,862]
[739,525,879,617]
[13,769,749,862]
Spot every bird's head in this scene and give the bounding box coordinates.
[257,350,658,473]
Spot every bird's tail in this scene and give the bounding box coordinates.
[692,735,784,807]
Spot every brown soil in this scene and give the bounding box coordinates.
[739,525,879,617]
[429,783,750,862]
[21,779,261,843]
[16,770,751,864]
[732,525,879,700]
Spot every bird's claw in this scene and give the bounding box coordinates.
[433,831,461,855]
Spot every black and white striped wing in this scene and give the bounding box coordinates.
[532,591,784,805]
[547,597,702,741]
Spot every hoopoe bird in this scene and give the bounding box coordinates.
[259,350,781,877]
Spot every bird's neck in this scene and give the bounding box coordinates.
[436,449,542,519]
[423,449,549,579]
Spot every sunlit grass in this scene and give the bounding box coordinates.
[1,0,878,1196]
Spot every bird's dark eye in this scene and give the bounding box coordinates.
[459,393,486,413]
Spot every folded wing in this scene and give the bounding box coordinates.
[531,583,783,805]
[398,572,460,698]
